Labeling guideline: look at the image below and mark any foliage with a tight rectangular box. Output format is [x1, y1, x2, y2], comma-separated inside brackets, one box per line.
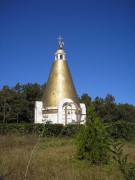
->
[76, 105, 111, 164]
[0, 86, 15, 123]
[80, 93, 92, 112]
[81, 93, 135, 123]
[93, 94, 119, 122]
[117, 103, 135, 122]
[0, 123, 79, 137]
[60, 124, 80, 137]
[111, 142, 135, 180]
[0, 83, 45, 123]
[93, 94, 135, 123]
[0, 121, 135, 140]
[0, 123, 33, 135]
[41, 124, 64, 137]
[0, 84, 135, 123]
[106, 121, 135, 141]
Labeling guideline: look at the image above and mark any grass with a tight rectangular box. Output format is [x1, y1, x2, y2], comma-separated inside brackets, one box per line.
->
[0, 134, 135, 180]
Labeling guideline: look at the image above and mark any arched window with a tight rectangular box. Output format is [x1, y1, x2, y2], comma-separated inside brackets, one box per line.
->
[60, 55, 63, 59]
[55, 55, 58, 60]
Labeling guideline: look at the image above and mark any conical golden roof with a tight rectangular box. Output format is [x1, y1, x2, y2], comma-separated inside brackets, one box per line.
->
[42, 42, 80, 107]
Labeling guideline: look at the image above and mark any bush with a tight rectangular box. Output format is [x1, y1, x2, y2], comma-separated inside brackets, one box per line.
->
[33, 123, 45, 134]
[0, 121, 135, 140]
[42, 124, 64, 137]
[0, 123, 78, 137]
[0, 123, 33, 135]
[60, 124, 80, 137]
[76, 106, 111, 164]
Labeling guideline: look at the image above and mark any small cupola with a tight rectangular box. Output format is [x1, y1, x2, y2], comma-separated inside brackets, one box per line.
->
[55, 35, 66, 61]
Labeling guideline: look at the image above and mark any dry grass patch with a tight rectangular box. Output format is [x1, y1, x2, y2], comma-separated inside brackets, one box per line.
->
[122, 140, 135, 164]
[0, 134, 134, 180]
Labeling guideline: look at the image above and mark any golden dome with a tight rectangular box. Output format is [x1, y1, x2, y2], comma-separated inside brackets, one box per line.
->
[42, 59, 80, 107]
[55, 49, 65, 54]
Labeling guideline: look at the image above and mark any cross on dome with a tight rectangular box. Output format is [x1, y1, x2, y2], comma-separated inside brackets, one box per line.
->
[57, 35, 63, 43]
[57, 35, 64, 49]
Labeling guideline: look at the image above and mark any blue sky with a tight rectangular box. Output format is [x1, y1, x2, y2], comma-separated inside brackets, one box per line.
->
[0, 0, 135, 105]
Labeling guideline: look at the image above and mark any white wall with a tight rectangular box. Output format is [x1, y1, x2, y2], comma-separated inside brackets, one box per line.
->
[34, 100, 86, 125]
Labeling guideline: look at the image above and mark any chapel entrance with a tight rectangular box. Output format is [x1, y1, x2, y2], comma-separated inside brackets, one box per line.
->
[62, 102, 80, 125]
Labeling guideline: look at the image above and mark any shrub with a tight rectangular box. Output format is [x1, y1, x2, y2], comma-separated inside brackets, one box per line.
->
[0, 123, 33, 135]
[60, 124, 80, 137]
[0, 121, 135, 140]
[0, 123, 80, 137]
[33, 123, 45, 134]
[76, 106, 111, 164]
[42, 124, 64, 137]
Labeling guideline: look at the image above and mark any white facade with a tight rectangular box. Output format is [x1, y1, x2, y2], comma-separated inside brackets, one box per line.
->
[34, 99, 86, 125]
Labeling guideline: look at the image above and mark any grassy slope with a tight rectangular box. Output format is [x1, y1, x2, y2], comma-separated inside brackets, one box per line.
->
[0, 135, 135, 180]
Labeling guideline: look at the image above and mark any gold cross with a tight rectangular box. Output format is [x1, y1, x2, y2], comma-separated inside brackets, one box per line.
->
[57, 35, 63, 43]
[57, 35, 64, 49]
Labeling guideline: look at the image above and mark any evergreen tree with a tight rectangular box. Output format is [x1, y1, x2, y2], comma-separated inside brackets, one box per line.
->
[0, 86, 15, 123]
[76, 104, 111, 164]
[80, 93, 92, 114]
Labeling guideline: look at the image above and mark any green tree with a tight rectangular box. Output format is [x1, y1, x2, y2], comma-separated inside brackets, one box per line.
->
[80, 93, 91, 114]
[0, 86, 15, 123]
[117, 104, 135, 122]
[11, 83, 27, 123]
[103, 94, 119, 122]
[93, 94, 119, 122]
[93, 96, 105, 119]
[0, 83, 45, 123]
[76, 104, 110, 164]
[22, 83, 44, 122]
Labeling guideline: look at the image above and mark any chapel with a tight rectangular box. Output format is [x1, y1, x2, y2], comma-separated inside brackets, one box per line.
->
[34, 36, 86, 125]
